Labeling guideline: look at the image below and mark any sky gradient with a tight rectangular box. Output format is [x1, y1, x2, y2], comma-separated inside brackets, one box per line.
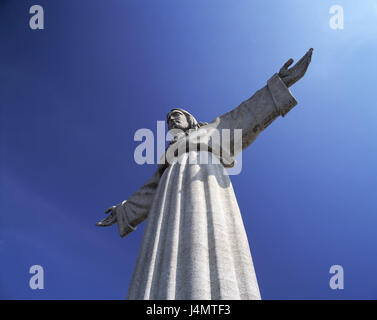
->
[1, 0, 377, 299]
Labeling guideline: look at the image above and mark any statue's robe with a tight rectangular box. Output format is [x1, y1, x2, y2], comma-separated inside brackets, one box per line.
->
[114, 74, 297, 299]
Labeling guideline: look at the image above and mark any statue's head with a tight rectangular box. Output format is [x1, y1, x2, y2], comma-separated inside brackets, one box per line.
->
[166, 108, 198, 132]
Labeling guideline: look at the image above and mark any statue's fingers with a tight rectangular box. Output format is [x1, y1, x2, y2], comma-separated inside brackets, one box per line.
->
[306, 48, 313, 64]
[302, 48, 313, 65]
[298, 50, 313, 71]
[96, 219, 108, 226]
[292, 55, 310, 75]
[105, 206, 116, 214]
[281, 58, 294, 71]
[296, 48, 313, 67]
[96, 214, 116, 226]
[295, 54, 308, 67]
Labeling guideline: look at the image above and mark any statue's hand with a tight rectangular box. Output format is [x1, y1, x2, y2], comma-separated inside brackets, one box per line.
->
[279, 48, 313, 88]
[95, 206, 117, 227]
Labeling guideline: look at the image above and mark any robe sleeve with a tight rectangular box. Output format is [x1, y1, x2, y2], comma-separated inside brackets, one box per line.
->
[203, 73, 298, 161]
[114, 169, 161, 237]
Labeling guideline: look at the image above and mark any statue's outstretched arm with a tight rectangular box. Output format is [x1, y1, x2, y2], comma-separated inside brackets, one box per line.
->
[96, 169, 161, 237]
[204, 49, 313, 158]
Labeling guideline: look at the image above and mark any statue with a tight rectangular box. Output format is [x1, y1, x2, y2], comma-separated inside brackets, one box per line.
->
[96, 49, 314, 300]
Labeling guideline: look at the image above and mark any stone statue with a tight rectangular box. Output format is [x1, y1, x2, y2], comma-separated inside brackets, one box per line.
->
[96, 49, 313, 300]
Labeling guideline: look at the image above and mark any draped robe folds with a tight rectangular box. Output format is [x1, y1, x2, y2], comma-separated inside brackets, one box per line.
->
[113, 74, 298, 300]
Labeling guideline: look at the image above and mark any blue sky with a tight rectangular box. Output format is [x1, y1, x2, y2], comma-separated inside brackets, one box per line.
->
[1, 0, 377, 299]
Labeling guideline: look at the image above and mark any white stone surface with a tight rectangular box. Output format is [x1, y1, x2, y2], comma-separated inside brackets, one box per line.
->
[128, 151, 261, 299]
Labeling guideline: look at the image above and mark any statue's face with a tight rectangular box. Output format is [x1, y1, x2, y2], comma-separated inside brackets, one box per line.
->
[167, 110, 190, 131]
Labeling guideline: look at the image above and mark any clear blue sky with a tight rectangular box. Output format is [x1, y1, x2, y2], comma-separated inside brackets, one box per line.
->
[1, 0, 377, 299]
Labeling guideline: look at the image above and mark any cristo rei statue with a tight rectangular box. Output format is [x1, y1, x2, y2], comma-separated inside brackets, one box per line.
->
[96, 49, 313, 300]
